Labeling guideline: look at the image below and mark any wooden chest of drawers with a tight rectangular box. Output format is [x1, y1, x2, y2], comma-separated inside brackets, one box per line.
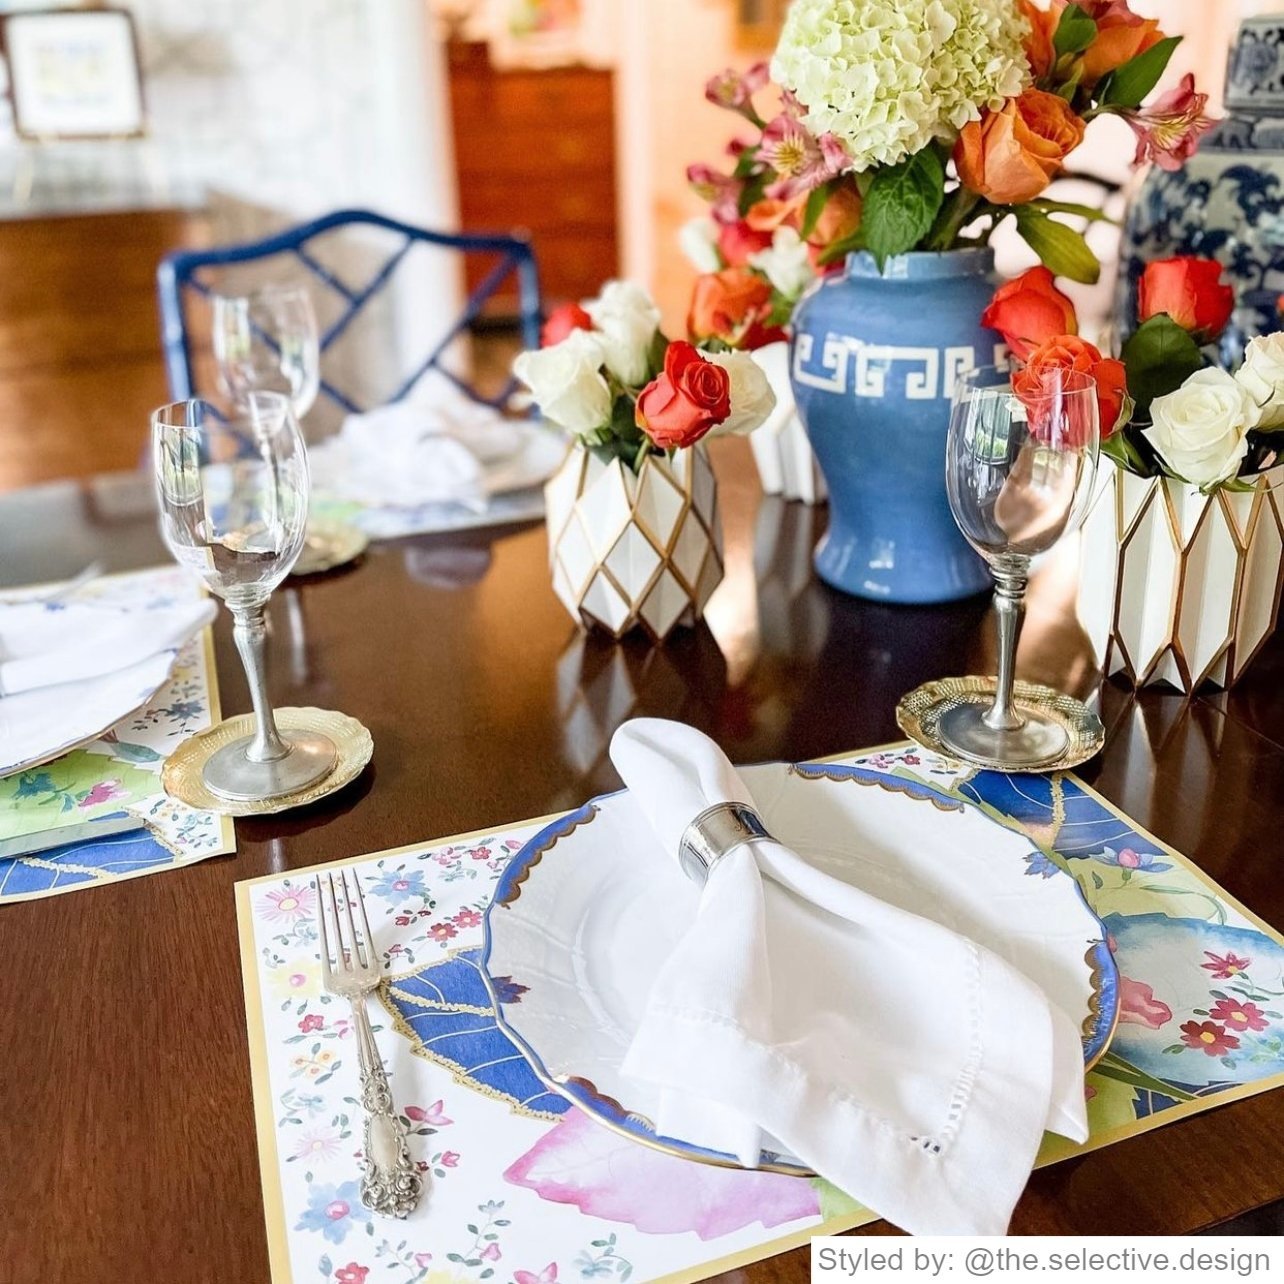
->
[446, 42, 619, 313]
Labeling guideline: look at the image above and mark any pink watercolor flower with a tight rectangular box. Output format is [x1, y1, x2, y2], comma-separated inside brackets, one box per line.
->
[440, 1151, 460, 1168]
[335, 1265, 369, 1284]
[504, 1107, 820, 1240]
[324, 1198, 351, 1221]
[413, 1254, 433, 1270]
[514, 1266, 558, 1284]
[1202, 951, 1251, 980]
[259, 885, 316, 924]
[1209, 997, 1270, 1033]
[1125, 74, 1217, 172]
[468, 847, 492, 862]
[759, 115, 850, 200]
[299, 1013, 324, 1034]
[705, 62, 769, 117]
[1118, 976, 1172, 1029]
[1180, 1019, 1240, 1056]
[480, 1242, 502, 1262]
[78, 780, 126, 808]
[404, 1100, 452, 1126]
[429, 922, 458, 943]
[453, 908, 483, 929]
[332, 1018, 352, 1040]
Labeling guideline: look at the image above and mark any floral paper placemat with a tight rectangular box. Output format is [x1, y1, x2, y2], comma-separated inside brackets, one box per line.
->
[237, 747, 1284, 1284]
[0, 567, 235, 901]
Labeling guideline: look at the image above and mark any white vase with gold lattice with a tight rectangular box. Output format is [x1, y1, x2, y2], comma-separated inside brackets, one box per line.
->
[544, 444, 724, 641]
[1076, 462, 1284, 692]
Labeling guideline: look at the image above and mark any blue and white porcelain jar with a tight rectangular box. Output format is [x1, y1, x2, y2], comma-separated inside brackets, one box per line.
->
[788, 249, 996, 604]
[1119, 15, 1284, 361]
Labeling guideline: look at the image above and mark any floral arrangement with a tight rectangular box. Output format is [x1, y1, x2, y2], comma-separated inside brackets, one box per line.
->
[985, 257, 1284, 489]
[513, 282, 776, 468]
[685, 0, 1213, 294]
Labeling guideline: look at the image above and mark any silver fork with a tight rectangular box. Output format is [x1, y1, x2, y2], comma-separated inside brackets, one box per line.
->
[316, 870, 423, 1217]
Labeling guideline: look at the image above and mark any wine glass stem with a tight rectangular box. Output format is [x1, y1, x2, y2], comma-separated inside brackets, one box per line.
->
[984, 561, 1029, 734]
[231, 603, 290, 763]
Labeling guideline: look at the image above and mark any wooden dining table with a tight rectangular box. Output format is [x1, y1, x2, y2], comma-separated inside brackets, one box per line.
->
[2, 439, 1283, 1283]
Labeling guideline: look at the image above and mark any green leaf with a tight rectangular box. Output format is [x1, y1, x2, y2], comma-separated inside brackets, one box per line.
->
[1097, 36, 1182, 108]
[1053, 3, 1098, 57]
[1014, 209, 1101, 284]
[800, 181, 831, 241]
[1101, 429, 1154, 478]
[1026, 198, 1116, 224]
[817, 225, 866, 266]
[1121, 314, 1203, 409]
[862, 146, 945, 267]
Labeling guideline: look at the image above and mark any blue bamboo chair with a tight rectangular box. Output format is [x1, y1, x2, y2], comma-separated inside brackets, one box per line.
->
[156, 208, 542, 413]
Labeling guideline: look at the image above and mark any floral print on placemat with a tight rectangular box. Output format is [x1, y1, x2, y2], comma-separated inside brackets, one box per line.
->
[240, 752, 1284, 1283]
[0, 567, 231, 900]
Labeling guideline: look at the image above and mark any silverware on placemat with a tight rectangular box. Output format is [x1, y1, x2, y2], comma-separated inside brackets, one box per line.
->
[316, 870, 423, 1217]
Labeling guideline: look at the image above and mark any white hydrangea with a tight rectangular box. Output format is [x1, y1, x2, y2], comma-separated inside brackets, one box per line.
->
[771, 0, 1031, 171]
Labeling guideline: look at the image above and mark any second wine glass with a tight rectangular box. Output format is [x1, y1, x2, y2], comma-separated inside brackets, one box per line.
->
[940, 364, 1100, 768]
[213, 284, 321, 420]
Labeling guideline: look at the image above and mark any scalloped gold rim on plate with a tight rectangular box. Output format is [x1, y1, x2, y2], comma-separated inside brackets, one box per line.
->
[161, 707, 373, 816]
[290, 519, 369, 577]
[896, 676, 1105, 774]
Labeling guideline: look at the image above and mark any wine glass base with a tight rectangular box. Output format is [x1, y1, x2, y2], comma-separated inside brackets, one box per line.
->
[937, 702, 1068, 769]
[202, 731, 339, 802]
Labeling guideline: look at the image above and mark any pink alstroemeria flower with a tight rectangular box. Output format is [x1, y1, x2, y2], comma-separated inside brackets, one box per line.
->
[759, 114, 851, 200]
[1126, 74, 1217, 172]
[687, 163, 744, 223]
[705, 62, 770, 119]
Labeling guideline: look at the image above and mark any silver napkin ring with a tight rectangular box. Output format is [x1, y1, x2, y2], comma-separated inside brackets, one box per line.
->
[678, 802, 771, 884]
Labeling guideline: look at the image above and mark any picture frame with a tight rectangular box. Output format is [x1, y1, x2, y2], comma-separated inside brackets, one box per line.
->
[0, 6, 145, 141]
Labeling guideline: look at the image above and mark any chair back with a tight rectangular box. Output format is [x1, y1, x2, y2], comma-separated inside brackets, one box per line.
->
[157, 208, 541, 415]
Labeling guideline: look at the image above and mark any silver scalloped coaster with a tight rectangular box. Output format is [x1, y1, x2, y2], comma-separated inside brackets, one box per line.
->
[896, 676, 1105, 774]
[162, 707, 373, 816]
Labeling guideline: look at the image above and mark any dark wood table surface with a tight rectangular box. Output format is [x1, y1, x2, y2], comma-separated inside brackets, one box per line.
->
[3, 441, 1284, 1283]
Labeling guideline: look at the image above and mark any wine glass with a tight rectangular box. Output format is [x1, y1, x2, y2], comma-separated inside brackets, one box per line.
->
[213, 285, 321, 419]
[152, 393, 338, 800]
[939, 365, 1101, 768]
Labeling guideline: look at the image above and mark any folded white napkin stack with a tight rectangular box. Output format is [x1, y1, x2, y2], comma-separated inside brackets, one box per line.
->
[311, 391, 525, 510]
[609, 719, 1089, 1236]
[0, 597, 216, 698]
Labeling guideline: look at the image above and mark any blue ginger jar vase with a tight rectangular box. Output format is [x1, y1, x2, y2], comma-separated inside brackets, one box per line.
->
[788, 249, 997, 604]
[1119, 15, 1284, 362]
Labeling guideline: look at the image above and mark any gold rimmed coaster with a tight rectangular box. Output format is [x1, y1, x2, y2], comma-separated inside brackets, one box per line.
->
[162, 707, 373, 816]
[291, 519, 368, 577]
[896, 676, 1105, 774]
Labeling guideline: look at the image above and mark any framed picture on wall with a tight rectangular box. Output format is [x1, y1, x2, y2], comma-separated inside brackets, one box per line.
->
[0, 6, 145, 140]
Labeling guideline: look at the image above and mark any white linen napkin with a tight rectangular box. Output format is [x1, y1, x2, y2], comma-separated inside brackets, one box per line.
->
[610, 719, 1089, 1236]
[0, 596, 216, 698]
[311, 393, 525, 510]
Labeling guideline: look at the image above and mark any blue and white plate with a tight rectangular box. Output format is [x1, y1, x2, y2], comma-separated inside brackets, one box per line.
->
[481, 760, 1119, 1174]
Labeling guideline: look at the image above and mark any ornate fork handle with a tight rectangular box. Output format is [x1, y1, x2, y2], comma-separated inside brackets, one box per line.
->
[350, 996, 423, 1218]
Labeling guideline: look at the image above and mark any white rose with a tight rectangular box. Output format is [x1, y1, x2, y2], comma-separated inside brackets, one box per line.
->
[679, 217, 722, 274]
[1236, 333, 1284, 430]
[748, 226, 813, 301]
[512, 330, 611, 438]
[585, 280, 662, 386]
[705, 349, 777, 437]
[1143, 368, 1254, 488]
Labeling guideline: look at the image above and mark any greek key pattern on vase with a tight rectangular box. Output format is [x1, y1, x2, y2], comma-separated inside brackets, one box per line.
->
[792, 335, 1006, 400]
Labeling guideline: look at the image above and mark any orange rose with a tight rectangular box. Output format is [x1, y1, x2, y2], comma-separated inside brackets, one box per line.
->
[688, 267, 785, 350]
[717, 218, 774, 268]
[808, 186, 863, 259]
[745, 196, 805, 233]
[635, 341, 731, 449]
[1139, 257, 1234, 344]
[1019, 0, 1059, 78]
[954, 89, 1086, 205]
[982, 267, 1079, 361]
[1057, 0, 1165, 86]
[1014, 335, 1129, 441]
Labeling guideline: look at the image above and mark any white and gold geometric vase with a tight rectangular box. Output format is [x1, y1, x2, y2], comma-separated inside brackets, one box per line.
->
[747, 342, 827, 505]
[1076, 462, 1284, 692]
[545, 444, 724, 641]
